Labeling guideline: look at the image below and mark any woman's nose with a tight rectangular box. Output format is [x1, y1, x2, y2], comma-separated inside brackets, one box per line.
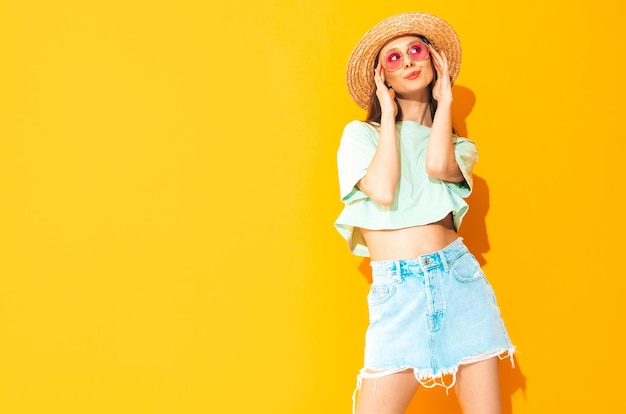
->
[403, 53, 415, 68]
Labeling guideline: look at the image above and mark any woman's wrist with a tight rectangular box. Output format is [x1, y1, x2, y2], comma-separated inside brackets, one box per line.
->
[437, 93, 453, 106]
[436, 94, 453, 106]
[380, 111, 396, 124]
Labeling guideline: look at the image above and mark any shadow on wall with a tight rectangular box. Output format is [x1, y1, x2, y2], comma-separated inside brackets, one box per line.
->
[454, 84, 487, 267]
[459, 175, 489, 266]
[355, 84, 527, 412]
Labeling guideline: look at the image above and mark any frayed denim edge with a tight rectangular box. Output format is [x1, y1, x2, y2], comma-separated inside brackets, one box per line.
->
[352, 347, 515, 414]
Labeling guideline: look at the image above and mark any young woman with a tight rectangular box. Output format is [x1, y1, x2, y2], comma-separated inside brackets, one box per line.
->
[334, 12, 515, 414]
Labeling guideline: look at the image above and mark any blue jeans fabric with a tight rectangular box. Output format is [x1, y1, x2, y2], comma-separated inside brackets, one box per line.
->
[361, 238, 514, 387]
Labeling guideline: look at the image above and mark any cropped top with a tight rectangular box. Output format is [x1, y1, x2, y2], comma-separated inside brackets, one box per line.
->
[334, 120, 478, 257]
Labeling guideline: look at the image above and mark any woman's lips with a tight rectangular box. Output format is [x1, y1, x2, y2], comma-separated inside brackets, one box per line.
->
[405, 71, 421, 80]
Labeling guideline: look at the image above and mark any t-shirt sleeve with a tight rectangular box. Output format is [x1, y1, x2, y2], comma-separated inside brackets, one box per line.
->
[445, 136, 478, 198]
[336, 121, 378, 203]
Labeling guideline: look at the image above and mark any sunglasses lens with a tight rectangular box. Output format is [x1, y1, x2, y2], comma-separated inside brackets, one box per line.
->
[382, 49, 403, 71]
[409, 42, 429, 61]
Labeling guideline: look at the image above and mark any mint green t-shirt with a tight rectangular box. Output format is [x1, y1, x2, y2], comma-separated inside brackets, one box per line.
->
[334, 120, 478, 257]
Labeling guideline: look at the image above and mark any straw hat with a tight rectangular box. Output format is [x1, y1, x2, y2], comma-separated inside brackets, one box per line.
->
[346, 12, 462, 110]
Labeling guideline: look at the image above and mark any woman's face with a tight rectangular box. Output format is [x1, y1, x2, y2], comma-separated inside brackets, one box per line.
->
[378, 35, 434, 97]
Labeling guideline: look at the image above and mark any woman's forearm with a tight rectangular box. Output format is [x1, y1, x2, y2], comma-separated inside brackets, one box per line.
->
[357, 113, 400, 206]
[426, 99, 463, 182]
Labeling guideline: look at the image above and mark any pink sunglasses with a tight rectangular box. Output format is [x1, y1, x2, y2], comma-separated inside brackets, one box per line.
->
[381, 41, 430, 72]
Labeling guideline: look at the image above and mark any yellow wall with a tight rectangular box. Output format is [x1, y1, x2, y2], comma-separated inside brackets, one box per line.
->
[1, 0, 624, 413]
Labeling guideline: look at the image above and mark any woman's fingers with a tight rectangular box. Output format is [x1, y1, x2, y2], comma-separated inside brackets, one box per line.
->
[429, 46, 448, 76]
[374, 62, 387, 91]
[429, 46, 453, 103]
[377, 61, 386, 85]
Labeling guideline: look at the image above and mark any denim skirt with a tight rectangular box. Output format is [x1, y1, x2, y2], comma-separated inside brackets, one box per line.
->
[359, 238, 515, 389]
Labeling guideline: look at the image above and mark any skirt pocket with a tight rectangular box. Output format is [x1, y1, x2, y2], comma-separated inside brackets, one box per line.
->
[367, 279, 397, 323]
[450, 251, 485, 283]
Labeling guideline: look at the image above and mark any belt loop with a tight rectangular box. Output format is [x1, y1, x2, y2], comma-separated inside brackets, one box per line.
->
[438, 251, 449, 272]
[394, 260, 403, 283]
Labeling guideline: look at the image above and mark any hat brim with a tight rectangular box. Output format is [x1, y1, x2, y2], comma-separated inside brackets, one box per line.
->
[346, 12, 462, 110]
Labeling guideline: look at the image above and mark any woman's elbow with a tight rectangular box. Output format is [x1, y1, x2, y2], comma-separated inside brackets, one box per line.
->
[426, 163, 464, 182]
[359, 178, 397, 206]
[425, 160, 460, 180]
[425, 160, 446, 177]
[369, 190, 395, 206]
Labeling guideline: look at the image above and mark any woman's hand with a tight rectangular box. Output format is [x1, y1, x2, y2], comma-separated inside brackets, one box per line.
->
[429, 46, 453, 104]
[374, 61, 397, 118]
